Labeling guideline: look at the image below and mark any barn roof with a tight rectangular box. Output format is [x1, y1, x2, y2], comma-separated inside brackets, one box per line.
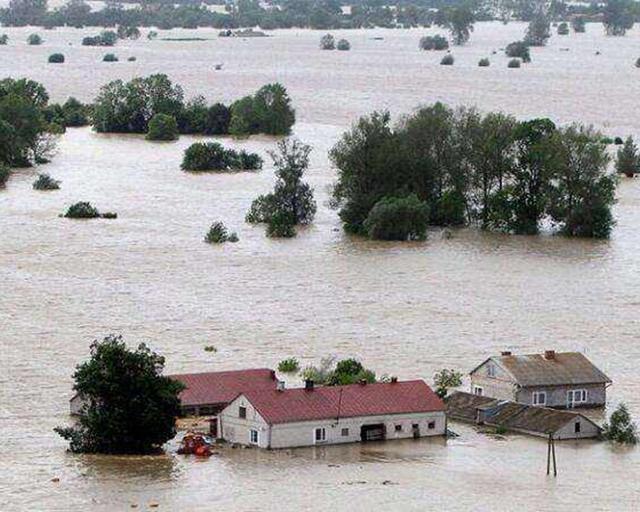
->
[170, 368, 277, 407]
[475, 352, 611, 387]
[238, 380, 445, 425]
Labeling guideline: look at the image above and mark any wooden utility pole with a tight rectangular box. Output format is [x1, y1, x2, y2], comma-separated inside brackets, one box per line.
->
[546, 433, 558, 476]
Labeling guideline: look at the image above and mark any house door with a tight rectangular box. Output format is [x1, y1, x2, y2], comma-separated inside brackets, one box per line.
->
[360, 424, 386, 442]
[209, 418, 218, 437]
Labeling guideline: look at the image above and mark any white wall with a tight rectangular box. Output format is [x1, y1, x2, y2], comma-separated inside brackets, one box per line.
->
[219, 395, 446, 449]
[269, 411, 446, 449]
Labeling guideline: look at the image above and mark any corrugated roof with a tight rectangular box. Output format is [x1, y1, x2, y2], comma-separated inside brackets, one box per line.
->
[493, 352, 611, 387]
[241, 380, 445, 425]
[171, 368, 277, 407]
[445, 392, 601, 435]
[445, 391, 496, 421]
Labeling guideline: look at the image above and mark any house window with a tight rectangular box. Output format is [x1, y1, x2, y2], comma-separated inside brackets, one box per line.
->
[239, 406, 247, 419]
[428, 421, 436, 430]
[395, 425, 402, 432]
[314, 427, 326, 443]
[567, 389, 588, 406]
[249, 429, 259, 444]
[473, 386, 484, 396]
[575, 421, 581, 433]
[341, 428, 349, 437]
[487, 364, 496, 377]
[532, 391, 547, 406]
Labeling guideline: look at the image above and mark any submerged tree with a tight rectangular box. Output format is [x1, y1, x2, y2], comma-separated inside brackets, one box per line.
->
[505, 41, 531, 63]
[363, 194, 429, 241]
[615, 136, 640, 177]
[246, 139, 316, 237]
[433, 368, 462, 398]
[55, 334, 184, 454]
[603, 403, 638, 444]
[525, 11, 551, 46]
[603, 0, 634, 36]
[320, 33, 335, 50]
[444, 6, 474, 45]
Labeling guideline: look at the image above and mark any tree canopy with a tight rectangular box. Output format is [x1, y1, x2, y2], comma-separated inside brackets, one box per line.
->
[55, 334, 184, 454]
[330, 104, 617, 239]
[246, 139, 316, 237]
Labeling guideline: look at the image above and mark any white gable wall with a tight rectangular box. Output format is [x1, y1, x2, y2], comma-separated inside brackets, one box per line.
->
[219, 394, 270, 448]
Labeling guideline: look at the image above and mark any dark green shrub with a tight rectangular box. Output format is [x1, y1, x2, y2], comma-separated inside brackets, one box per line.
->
[82, 30, 117, 47]
[557, 22, 569, 35]
[48, 53, 65, 63]
[337, 39, 351, 51]
[204, 221, 238, 243]
[603, 403, 638, 444]
[103, 53, 118, 62]
[363, 195, 429, 240]
[478, 58, 490, 67]
[508, 58, 521, 68]
[205, 103, 231, 134]
[62, 97, 90, 127]
[0, 165, 9, 186]
[27, 34, 42, 45]
[0, 35, 8, 45]
[616, 136, 640, 177]
[440, 54, 454, 65]
[147, 31, 158, 40]
[505, 41, 531, 63]
[33, 173, 60, 190]
[615, 137, 624, 145]
[419, 34, 449, 50]
[64, 202, 100, 218]
[278, 358, 300, 373]
[181, 142, 262, 172]
[127, 56, 137, 62]
[266, 210, 296, 238]
[320, 33, 335, 50]
[146, 113, 178, 141]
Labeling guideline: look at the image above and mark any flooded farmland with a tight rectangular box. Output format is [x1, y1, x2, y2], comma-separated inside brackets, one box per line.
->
[1, 22, 640, 511]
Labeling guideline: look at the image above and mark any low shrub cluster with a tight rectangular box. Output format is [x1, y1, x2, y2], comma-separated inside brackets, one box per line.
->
[48, 53, 64, 64]
[182, 142, 262, 172]
[419, 35, 449, 50]
[204, 221, 239, 243]
[82, 31, 117, 47]
[33, 173, 60, 190]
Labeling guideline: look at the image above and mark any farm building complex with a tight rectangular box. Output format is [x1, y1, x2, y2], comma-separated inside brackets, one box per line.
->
[469, 350, 611, 409]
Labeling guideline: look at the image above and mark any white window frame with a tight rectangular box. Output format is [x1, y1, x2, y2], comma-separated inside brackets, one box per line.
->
[532, 391, 547, 406]
[473, 386, 484, 396]
[487, 364, 496, 377]
[567, 389, 587, 407]
[314, 427, 327, 444]
[249, 429, 259, 445]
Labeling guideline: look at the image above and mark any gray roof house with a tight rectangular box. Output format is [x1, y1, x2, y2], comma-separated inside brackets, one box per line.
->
[469, 350, 611, 409]
[446, 391, 602, 439]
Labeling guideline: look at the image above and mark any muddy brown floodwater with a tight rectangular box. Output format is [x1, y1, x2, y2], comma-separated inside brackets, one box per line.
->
[1, 22, 640, 512]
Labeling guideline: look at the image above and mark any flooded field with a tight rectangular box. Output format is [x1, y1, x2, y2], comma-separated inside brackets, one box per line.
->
[1, 22, 640, 511]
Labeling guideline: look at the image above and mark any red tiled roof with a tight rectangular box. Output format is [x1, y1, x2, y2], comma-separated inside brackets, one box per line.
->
[171, 368, 277, 407]
[241, 380, 444, 424]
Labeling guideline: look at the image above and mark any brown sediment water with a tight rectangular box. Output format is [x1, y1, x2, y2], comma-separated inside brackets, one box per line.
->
[1, 23, 639, 512]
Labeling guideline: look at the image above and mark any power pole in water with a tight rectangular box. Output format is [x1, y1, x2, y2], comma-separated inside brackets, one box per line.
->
[546, 433, 558, 476]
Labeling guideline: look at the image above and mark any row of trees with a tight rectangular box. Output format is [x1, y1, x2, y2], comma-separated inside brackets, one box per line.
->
[330, 104, 619, 241]
[2, 0, 638, 31]
[92, 75, 295, 138]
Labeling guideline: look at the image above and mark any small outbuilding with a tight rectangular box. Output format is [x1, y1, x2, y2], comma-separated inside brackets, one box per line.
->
[218, 379, 446, 449]
[446, 391, 602, 439]
[469, 350, 611, 408]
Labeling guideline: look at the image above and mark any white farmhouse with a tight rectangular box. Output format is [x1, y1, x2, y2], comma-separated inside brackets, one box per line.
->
[218, 379, 446, 449]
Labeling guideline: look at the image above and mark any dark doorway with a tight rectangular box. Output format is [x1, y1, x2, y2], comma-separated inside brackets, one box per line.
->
[360, 424, 386, 442]
[209, 418, 218, 438]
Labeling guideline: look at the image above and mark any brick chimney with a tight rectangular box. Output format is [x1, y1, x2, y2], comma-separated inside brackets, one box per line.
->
[544, 350, 556, 360]
[501, 351, 512, 356]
